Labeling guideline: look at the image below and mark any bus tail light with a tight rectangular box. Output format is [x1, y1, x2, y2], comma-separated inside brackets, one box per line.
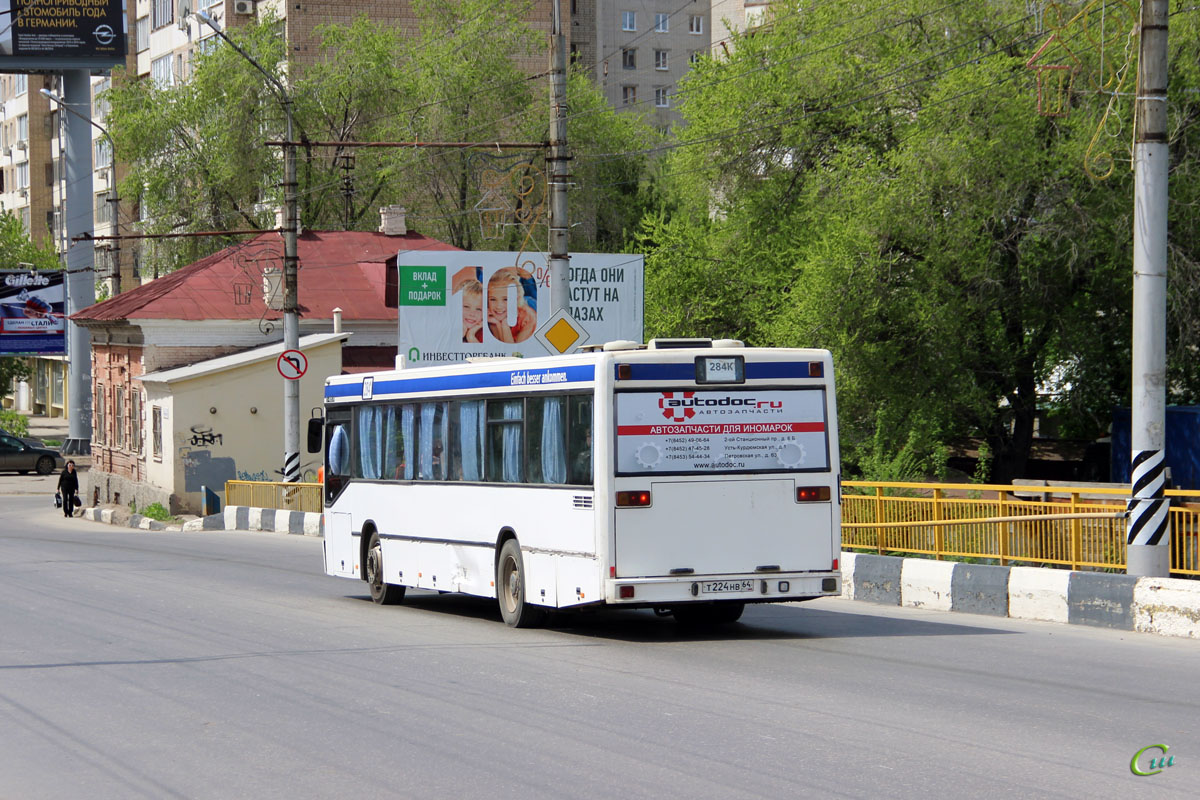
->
[808, 361, 824, 378]
[619, 585, 635, 599]
[832, 558, 839, 571]
[617, 490, 652, 507]
[796, 486, 831, 502]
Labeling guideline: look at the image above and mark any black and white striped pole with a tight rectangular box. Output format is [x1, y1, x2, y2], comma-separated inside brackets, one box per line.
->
[1128, 0, 1170, 577]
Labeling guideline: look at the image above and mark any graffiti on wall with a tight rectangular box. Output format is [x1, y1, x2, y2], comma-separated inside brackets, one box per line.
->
[189, 425, 223, 446]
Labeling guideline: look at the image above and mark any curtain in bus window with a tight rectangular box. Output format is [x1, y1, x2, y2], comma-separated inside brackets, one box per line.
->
[438, 404, 449, 479]
[540, 396, 566, 484]
[502, 400, 522, 482]
[382, 406, 399, 479]
[458, 401, 483, 481]
[419, 403, 445, 480]
[401, 404, 415, 480]
[328, 424, 350, 477]
[357, 405, 382, 479]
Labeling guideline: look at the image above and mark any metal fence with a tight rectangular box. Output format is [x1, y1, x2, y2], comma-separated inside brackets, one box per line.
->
[842, 480, 1200, 576]
[225, 480, 323, 514]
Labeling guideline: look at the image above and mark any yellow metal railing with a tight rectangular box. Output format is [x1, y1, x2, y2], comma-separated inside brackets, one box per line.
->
[225, 480, 323, 514]
[842, 481, 1200, 576]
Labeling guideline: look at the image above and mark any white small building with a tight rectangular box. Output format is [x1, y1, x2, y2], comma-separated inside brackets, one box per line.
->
[128, 332, 346, 513]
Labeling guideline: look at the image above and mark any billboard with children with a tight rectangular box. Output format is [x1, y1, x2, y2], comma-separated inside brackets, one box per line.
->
[396, 251, 643, 364]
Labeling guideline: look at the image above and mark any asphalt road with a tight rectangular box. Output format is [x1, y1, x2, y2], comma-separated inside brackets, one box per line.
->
[0, 494, 1195, 799]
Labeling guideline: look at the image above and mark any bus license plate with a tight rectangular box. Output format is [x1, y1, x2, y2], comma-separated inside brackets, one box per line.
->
[701, 579, 754, 594]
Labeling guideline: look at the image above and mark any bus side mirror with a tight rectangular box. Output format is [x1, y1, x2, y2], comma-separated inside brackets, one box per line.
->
[306, 418, 324, 453]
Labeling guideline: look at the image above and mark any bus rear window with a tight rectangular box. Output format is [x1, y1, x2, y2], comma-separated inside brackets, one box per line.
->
[615, 388, 829, 475]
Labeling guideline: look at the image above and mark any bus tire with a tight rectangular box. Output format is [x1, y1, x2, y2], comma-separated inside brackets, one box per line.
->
[673, 601, 745, 627]
[496, 539, 546, 628]
[366, 532, 404, 605]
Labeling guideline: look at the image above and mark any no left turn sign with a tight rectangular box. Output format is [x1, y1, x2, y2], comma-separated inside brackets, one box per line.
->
[278, 350, 308, 380]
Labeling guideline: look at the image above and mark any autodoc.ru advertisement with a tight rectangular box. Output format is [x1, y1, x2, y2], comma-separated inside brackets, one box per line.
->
[615, 388, 829, 474]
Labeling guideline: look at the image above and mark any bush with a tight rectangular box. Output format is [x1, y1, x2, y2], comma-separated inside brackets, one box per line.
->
[0, 408, 29, 437]
[140, 502, 172, 522]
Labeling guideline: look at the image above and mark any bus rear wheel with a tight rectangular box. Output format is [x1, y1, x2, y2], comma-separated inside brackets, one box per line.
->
[366, 532, 404, 605]
[673, 601, 745, 627]
[496, 539, 546, 628]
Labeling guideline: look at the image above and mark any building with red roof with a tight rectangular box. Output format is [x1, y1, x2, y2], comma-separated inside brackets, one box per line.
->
[71, 215, 457, 513]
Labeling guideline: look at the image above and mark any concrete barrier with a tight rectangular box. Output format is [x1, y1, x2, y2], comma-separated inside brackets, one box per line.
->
[1067, 572, 1137, 630]
[1008, 566, 1071, 624]
[1133, 577, 1200, 639]
[950, 563, 1010, 617]
[849, 553, 903, 605]
[901, 558, 955, 611]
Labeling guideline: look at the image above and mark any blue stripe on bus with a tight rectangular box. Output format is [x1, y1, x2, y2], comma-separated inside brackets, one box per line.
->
[326, 364, 596, 399]
[617, 362, 814, 381]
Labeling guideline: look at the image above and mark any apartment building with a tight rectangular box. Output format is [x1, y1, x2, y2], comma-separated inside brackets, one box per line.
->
[711, 0, 775, 56]
[572, 0, 712, 130]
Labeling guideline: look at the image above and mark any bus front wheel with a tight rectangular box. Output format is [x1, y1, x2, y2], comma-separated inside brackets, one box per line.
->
[496, 539, 546, 628]
[673, 601, 745, 627]
[366, 532, 404, 605]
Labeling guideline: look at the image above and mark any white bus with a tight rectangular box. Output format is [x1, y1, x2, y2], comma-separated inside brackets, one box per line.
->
[312, 339, 841, 627]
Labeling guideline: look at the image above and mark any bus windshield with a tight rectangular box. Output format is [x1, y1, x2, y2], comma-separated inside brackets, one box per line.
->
[615, 387, 828, 475]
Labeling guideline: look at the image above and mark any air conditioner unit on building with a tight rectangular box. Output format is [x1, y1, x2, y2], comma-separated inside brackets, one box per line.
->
[16, 140, 27, 151]
[97, 168, 110, 183]
[233, 0, 255, 15]
[3, 148, 10, 158]
[18, 188, 28, 199]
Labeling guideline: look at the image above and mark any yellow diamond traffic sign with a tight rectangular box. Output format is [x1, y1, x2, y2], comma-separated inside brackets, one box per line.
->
[535, 308, 590, 354]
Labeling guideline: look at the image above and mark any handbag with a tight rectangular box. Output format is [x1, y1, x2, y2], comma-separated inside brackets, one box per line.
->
[54, 491, 62, 508]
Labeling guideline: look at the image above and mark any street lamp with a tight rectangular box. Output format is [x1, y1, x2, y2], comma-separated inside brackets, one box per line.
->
[41, 88, 122, 295]
[197, 10, 303, 484]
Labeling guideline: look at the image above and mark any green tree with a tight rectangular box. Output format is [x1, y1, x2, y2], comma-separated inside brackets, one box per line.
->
[0, 210, 61, 393]
[105, 3, 657, 271]
[644, 0, 1200, 482]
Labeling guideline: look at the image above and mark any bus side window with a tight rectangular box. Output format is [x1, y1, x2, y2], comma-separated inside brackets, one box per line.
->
[418, 402, 448, 480]
[487, 399, 524, 482]
[527, 396, 567, 484]
[453, 400, 485, 481]
[325, 416, 351, 502]
[328, 423, 350, 477]
[568, 396, 593, 485]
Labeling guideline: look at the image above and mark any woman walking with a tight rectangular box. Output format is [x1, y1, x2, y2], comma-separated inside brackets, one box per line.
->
[57, 460, 79, 518]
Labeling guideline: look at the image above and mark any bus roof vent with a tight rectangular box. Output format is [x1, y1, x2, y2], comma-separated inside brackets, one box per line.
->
[647, 338, 713, 350]
[712, 339, 745, 348]
[601, 340, 643, 352]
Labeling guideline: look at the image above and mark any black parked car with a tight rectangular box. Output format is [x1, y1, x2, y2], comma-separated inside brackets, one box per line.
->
[0, 426, 47, 448]
[0, 431, 65, 475]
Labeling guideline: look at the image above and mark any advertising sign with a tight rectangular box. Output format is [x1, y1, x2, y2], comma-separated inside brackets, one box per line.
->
[0, 0, 127, 71]
[615, 388, 829, 475]
[0, 269, 66, 355]
[397, 251, 643, 364]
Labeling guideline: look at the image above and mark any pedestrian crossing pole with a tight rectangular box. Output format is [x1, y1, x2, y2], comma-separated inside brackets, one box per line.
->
[1127, 0, 1170, 577]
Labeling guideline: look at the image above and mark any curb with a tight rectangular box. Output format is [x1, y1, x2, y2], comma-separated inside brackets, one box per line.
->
[181, 506, 323, 536]
[840, 552, 1200, 639]
[80, 507, 181, 531]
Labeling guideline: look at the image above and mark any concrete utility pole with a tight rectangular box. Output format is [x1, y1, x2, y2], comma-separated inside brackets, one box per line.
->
[61, 70, 94, 456]
[1128, 0, 1170, 577]
[198, 10, 301, 483]
[548, 0, 570, 315]
[42, 88, 121, 295]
